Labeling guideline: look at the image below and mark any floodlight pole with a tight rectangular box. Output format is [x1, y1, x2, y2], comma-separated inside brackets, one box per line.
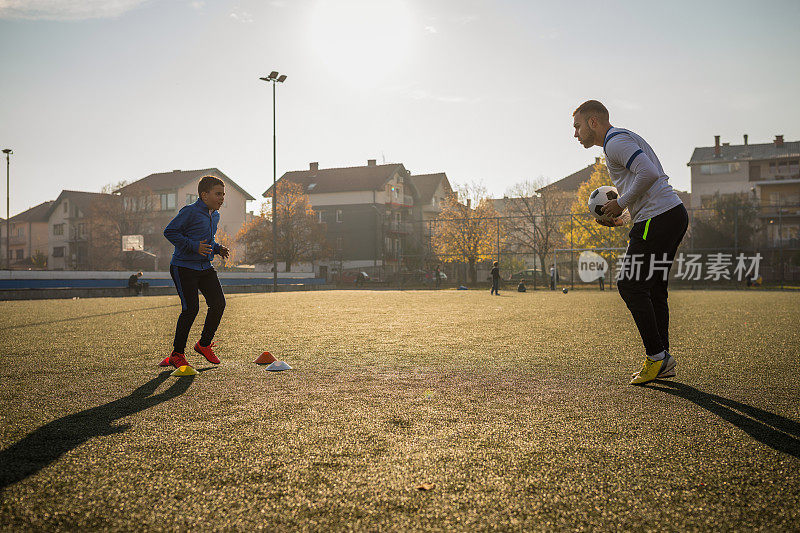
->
[2, 149, 11, 270]
[272, 80, 277, 292]
[260, 72, 286, 292]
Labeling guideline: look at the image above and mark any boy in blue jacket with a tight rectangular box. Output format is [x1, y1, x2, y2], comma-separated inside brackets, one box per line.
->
[159, 175, 229, 369]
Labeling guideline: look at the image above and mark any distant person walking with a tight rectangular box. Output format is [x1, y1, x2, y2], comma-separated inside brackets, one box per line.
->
[434, 265, 442, 290]
[490, 261, 500, 295]
[549, 265, 559, 291]
[573, 99, 687, 385]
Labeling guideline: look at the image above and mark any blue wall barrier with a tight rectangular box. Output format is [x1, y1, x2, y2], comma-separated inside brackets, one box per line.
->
[0, 276, 326, 290]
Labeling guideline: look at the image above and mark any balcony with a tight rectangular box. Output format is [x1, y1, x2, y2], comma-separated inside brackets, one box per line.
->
[383, 221, 412, 234]
[385, 195, 414, 208]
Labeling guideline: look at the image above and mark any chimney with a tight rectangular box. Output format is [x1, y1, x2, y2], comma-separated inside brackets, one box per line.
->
[309, 162, 319, 171]
[774, 135, 784, 148]
[743, 134, 748, 145]
[367, 159, 376, 167]
[714, 135, 721, 157]
[466, 199, 471, 209]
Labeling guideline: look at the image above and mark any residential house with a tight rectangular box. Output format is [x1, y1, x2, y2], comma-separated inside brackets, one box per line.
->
[0, 201, 54, 268]
[407, 172, 453, 265]
[47, 191, 114, 270]
[688, 135, 799, 245]
[264, 160, 421, 277]
[115, 168, 255, 268]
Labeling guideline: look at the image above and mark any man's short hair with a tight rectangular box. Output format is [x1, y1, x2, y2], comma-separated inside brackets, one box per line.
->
[198, 175, 225, 196]
[573, 100, 609, 121]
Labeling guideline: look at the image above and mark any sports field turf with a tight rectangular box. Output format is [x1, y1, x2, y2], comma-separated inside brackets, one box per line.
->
[1, 290, 799, 531]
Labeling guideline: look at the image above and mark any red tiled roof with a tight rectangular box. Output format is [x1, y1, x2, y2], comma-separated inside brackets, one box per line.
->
[116, 168, 255, 200]
[537, 160, 600, 194]
[408, 173, 452, 203]
[263, 163, 407, 196]
[9, 201, 55, 222]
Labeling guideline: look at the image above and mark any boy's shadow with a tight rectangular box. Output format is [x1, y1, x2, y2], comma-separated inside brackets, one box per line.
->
[0, 371, 199, 490]
[646, 380, 800, 458]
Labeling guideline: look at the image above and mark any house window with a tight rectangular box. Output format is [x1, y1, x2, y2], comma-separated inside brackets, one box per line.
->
[53, 246, 64, 257]
[78, 223, 87, 237]
[63, 202, 68, 213]
[186, 194, 198, 205]
[317, 211, 324, 223]
[161, 193, 176, 211]
[336, 209, 343, 223]
[17, 226, 24, 237]
[15, 249, 23, 260]
[53, 223, 64, 236]
[336, 236, 344, 250]
[700, 163, 740, 175]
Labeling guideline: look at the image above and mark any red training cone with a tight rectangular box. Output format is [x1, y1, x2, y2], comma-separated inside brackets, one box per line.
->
[254, 351, 277, 365]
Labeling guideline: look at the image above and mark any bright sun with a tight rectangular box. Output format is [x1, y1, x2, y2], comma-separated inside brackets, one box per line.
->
[309, 0, 416, 89]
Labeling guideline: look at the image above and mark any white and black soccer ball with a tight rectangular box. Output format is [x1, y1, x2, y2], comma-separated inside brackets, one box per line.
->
[588, 185, 619, 219]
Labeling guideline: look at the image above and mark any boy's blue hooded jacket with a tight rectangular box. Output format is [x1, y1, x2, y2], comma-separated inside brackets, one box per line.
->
[163, 198, 221, 270]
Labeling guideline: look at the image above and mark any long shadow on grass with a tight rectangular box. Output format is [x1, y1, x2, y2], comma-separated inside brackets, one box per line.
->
[0, 371, 196, 490]
[1, 294, 253, 332]
[647, 381, 800, 458]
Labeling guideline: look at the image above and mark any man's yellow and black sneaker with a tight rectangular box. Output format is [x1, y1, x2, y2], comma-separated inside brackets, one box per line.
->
[630, 352, 676, 385]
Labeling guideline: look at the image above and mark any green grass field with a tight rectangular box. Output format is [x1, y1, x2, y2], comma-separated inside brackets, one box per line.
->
[1, 290, 799, 531]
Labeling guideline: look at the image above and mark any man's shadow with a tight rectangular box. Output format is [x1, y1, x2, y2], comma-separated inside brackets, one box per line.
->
[646, 381, 800, 458]
[0, 371, 200, 490]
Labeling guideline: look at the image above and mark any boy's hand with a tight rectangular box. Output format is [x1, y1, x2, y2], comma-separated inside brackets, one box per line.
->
[595, 217, 625, 227]
[198, 240, 213, 255]
[218, 245, 230, 259]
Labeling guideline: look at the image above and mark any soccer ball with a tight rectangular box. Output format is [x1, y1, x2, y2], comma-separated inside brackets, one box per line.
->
[562, 287, 569, 294]
[588, 185, 619, 219]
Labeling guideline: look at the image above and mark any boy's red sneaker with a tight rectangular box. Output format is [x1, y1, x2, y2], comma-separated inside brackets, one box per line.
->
[162, 351, 190, 369]
[194, 342, 220, 364]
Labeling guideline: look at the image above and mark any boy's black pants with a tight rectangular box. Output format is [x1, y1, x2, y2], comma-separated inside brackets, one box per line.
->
[616, 204, 688, 357]
[170, 265, 226, 354]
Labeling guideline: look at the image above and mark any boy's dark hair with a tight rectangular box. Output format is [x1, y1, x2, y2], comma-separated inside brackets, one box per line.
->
[198, 175, 225, 196]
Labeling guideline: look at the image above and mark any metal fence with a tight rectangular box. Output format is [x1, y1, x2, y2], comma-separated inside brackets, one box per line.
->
[406, 204, 800, 290]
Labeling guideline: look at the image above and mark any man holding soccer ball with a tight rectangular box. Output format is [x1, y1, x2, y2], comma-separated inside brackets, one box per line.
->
[572, 100, 688, 385]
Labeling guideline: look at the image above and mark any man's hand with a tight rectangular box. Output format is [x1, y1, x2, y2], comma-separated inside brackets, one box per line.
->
[198, 240, 213, 255]
[218, 245, 230, 259]
[601, 198, 624, 217]
[595, 217, 625, 227]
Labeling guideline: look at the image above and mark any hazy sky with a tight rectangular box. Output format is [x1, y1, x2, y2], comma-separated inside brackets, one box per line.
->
[1, 0, 799, 216]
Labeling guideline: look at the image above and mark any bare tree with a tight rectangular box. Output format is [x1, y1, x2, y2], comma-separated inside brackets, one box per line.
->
[87, 181, 154, 270]
[503, 178, 572, 279]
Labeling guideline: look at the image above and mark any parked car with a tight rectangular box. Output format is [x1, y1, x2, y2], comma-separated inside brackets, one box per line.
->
[508, 268, 541, 281]
[340, 270, 370, 283]
[423, 270, 447, 282]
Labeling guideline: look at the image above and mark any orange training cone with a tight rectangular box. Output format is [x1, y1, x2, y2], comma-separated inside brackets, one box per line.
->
[254, 351, 277, 365]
